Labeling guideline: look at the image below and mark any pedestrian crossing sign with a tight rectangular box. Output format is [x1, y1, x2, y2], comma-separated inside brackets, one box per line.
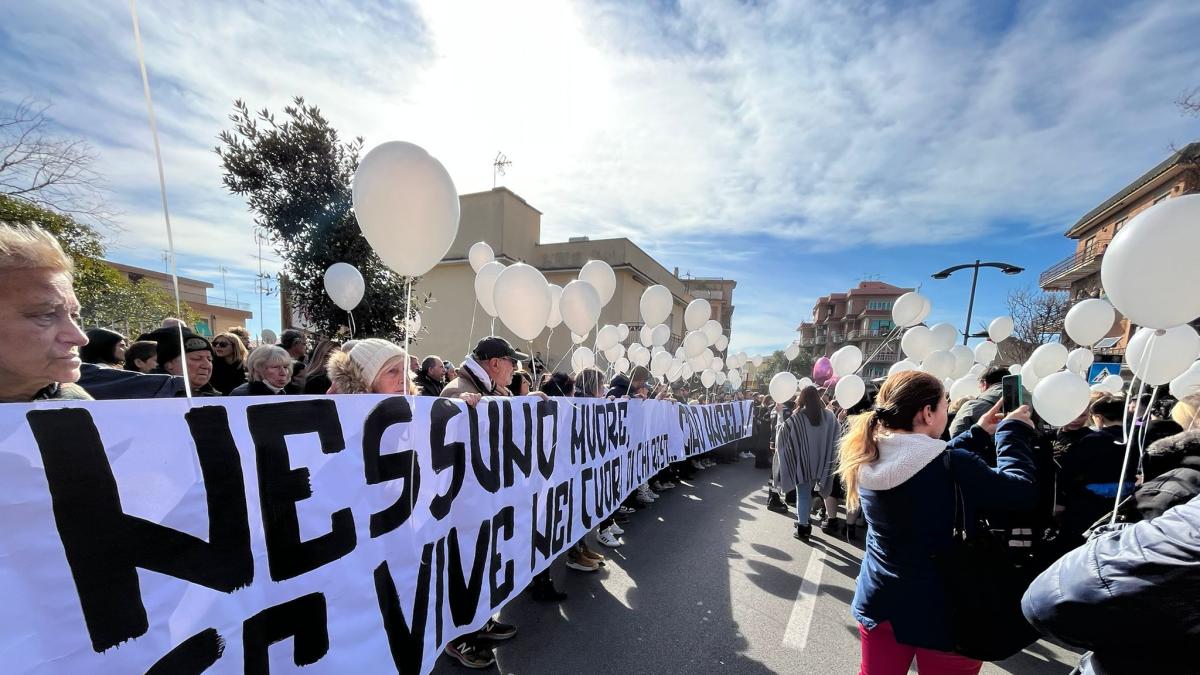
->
[1088, 363, 1120, 384]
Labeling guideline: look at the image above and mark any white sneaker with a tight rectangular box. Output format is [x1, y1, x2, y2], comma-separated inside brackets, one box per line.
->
[691, 459, 704, 470]
[646, 487, 661, 498]
[597, 530, 623, 547]
[636, 492, 655, 504]
[657, 481, 677, 490]
[605, 522, 625, 536]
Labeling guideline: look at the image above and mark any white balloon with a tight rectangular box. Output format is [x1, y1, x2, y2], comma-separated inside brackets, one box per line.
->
[579, 260, 616, 307]
[571, 332, 588, 345]
[1102, 374, 1125, 395]
[560, 280, 602, 336]
[596, 325, 621, 350]
[892, 292, 927, 328]
[680, 364, 693, 380]
[1021, 361, 1041, 391]
[922, 350, 955, 380]
[640, 285, 673, 327]
[728, 367, 741, 382]
[710, 356, 724, 372]
[1064, 299, 1116, 347]
[650, 350, 673, 377]
[797, 377, 814, 390]
[1033, 371, 1092, 427]
[571, 347, 595, 372]
[682, 331, 708, 358]
[751, 355, 764, 368]
[988, 316, 1014, 342]
[769, 371, 799, 403]
[901, 326, 936, 362]
[835, 374, 866, 408]
[1102, 194, 1200, 330]
[651, 323, 671, 347]
[701, 320, 723, 345]
[474, 261, 505, 317]
[468, 242, 494, 273]
[615, 357, 630, 373]
[969, 363, 986, 377]
[617, 323, 630, 341]
[1008, 363, 1022, 375]
[714, 371, 727, 386]
[1031, 342, 1069, 377]
[261, 329, 277, 345]
[916, 296, 933, 324]
[1126, 325, 1200, 386]
[728, 369, 742, 388]
[949, 375, 978, 402]
[603, 345, 622, 363]
[353, 141, 459, 276]
[493, 263, 551, 341]
[1066, 348, 1094, 375]
[973, 340, 998, 365]
[929, 323, 958, 352]
[784, 343, 800, 361]
[684, 299, 712, 332]
[830, 345, 863, 377]
[546, 284, 564, 328]
[631, 345, 651, 367]
[1170, 361, 1200, 399]
[889, 359, 918, 377]
[638, 324, 655, 348]
[701, 369, 717, 388]
[688, 355, 709, 372]
[405, 312, 422, 335]
[323, 263, 365, 311]
[715, 334, 730, 351]
[949, 345, 974, 378]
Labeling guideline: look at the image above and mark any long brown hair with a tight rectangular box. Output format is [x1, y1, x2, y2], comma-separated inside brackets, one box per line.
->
[301, 340, 341, 380]
[838, 370, 945, 510]
[800, 385, 823, 425]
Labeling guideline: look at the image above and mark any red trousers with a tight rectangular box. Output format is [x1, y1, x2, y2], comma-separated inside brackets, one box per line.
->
[858, 621, 982, 675]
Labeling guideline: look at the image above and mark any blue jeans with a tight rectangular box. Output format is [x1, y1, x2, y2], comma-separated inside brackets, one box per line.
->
[794, 487, 814, 527]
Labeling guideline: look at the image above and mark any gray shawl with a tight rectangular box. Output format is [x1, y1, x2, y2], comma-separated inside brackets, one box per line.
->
[776, 407, 841, 496]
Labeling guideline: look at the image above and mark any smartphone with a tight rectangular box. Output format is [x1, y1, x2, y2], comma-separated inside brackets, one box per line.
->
[1001, 374, 1023, 413]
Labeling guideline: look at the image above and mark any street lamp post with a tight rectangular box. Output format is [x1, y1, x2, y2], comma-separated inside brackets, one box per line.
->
[931, 260, 1024, 344]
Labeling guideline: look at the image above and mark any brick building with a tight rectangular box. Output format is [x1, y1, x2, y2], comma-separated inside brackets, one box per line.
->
[796, 281, 914, 379]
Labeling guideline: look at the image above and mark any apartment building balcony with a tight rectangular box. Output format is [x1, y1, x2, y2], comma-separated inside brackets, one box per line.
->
[814, 335, 827, 345]
[848, 328, 893, 340]
[799, 337, 816, 347]
[1040, 245, 1104, 290]
[830, 333, 846, 343]
[866, 351, 900, 363]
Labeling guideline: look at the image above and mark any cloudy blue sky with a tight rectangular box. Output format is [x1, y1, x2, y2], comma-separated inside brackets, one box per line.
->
[2, 0, 1198, 354]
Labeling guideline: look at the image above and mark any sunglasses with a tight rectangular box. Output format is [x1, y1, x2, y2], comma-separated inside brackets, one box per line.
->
[213, 341, 231, 347]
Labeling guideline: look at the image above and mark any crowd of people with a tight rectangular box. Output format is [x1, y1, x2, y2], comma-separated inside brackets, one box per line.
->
[3, 221, 1197, 673]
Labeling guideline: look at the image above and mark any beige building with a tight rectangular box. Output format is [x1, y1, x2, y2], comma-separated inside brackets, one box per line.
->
[795, 281, 914, 380]
[1039, 142, 1200, 362]
[107, 261, 253, 338]
[414, 187, 737, 369]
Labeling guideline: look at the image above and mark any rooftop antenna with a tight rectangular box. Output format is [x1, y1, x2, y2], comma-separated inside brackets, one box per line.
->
[251, 230, 278, 340]
[219, 265, 229, 305]
[493, 151, 511, 188]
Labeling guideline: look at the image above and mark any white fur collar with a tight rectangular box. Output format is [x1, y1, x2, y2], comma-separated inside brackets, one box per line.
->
[857, 432, 946, 491]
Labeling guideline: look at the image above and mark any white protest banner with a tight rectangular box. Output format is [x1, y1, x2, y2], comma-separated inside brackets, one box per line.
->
[0, 395, 750, 674]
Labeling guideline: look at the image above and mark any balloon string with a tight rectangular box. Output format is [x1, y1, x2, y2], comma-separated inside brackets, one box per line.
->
[1111, 336, 1155, 525]
[129, 0, 191, 400]
[467, 300, 477, 355]
[853, 324, 906, 377]
[490, 317, 496, 336]
[347, 310, 355, 339]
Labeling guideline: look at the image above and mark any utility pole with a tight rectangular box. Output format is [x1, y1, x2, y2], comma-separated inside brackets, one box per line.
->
[219, 266, 229, 305]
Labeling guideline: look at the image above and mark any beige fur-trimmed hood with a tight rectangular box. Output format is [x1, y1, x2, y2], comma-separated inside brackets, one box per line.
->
[326, 350, 373, 394]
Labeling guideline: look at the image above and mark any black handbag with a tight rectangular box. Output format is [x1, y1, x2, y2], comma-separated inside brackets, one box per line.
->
[934, 453, 1040, 661]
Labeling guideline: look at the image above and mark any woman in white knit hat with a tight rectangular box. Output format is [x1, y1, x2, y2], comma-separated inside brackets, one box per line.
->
[326, 338, 417, 395]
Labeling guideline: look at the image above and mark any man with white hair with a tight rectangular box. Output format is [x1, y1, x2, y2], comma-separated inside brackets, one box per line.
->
[0, 223, 91, 401]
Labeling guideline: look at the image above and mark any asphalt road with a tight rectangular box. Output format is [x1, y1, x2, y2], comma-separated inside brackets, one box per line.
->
[433, 458, 1082, 675]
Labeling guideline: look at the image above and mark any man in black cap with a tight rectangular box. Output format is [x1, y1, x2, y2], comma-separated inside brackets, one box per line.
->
[442, 336, 528, 398]
[151, 329, 220, 395]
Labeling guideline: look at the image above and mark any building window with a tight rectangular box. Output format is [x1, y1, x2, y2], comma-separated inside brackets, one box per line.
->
[869, 318, 894, 331]
[1112, 218, 1127, 237]
[1083, 236, 1096, 257]
[867, 300, 892, 311]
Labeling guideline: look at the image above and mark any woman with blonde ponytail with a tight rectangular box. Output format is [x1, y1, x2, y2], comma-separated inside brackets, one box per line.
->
[839, 370, 1038, 674]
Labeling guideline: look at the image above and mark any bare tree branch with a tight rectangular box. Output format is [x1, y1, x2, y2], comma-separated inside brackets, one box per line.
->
[1002, 285, 1072, 363]
[0, 96, 115, 226]
[1177, 86, 1200, 117]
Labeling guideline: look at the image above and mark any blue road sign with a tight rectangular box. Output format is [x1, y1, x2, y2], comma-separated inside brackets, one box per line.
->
[1088, 362, 1121, 384]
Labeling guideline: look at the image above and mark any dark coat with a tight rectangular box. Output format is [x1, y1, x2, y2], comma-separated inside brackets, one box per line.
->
[1124, 430, 1200, 522]
[1057, 425, 1139, 543]
[605, 374, 631, 399]
[229, 380, 288, 396]
[948, 383, 1002, 438]
[415, 372, 445, 397]
[77, 363, 186, 400]
[852, 422, 1037, 652]
[209, 358, 247, 395]
[1022, 494, 1200, 674]
[302, 370, 332, 395]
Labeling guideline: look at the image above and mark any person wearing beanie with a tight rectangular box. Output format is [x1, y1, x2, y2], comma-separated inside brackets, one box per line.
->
[326, 338, 416, 395]
[150, 329, 219, 396]
[80, 328, 128, 367]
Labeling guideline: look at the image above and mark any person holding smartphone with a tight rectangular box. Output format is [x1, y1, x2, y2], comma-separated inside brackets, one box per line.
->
[838, 370, 1038, 673]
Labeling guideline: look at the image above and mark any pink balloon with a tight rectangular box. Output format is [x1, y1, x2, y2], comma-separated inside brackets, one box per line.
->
[824, 375, 840, 388]
[813, 357, 833, 383]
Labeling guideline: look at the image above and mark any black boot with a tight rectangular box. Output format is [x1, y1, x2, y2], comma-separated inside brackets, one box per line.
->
[845, 524, 858, 541]
[767, 492, 789, 512]
[793, 523, 812, 542]
[530, 573, 567, 602]
[820, 517, 840, 536]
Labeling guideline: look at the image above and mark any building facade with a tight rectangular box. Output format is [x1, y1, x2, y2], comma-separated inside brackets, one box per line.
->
[413, 188, 737, 368]
[1040, 142, 1200, 363]
[107, 261, 253, 337]
[795, 281, 914, 380]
